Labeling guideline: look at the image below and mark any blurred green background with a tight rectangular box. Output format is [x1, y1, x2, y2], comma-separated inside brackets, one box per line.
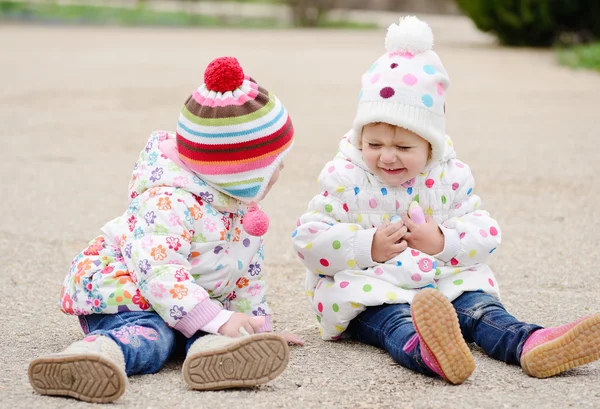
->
[1, 0, 599, 71]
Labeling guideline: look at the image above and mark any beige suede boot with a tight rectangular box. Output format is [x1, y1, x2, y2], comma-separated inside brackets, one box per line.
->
[183, 332, 289, 390]
[28, 335, 127, 403]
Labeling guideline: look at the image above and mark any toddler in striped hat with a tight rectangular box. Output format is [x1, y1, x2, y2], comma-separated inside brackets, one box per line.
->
[29, 57, 301, 403]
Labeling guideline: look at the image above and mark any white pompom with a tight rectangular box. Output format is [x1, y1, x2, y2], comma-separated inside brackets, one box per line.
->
[384, 15, 434, 53]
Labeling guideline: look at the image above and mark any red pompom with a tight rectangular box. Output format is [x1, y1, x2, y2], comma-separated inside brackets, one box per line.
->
[204, 57, 245, 93]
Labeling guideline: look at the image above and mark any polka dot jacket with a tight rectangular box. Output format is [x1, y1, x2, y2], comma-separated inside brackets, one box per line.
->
[292, 131, 501, 340]
[59, 131, 271, 335]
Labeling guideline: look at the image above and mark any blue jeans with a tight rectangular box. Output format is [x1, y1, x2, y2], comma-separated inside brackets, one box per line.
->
[347, 291, 543, 377]
[79, 312, 206, 376]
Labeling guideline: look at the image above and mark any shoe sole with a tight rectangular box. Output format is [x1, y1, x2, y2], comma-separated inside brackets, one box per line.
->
[28, 353, 126, 403]
[521, 314, 600, 378]
[183, 333, 289, 390]
[412, 289, 475, 384]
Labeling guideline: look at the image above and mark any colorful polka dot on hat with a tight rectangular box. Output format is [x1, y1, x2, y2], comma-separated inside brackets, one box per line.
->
[352, 16, 450, 167]
[176, 56, 294, 204]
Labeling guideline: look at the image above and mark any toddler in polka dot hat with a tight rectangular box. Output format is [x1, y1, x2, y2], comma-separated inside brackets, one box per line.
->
[292, 16, 600, 385]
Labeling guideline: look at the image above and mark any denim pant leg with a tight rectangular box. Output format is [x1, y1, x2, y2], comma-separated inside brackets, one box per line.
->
[80, 311, 176, 376]
[171, 329, 209, 358]
[452, 291, 543, 365]
[348, 303, 437, 377]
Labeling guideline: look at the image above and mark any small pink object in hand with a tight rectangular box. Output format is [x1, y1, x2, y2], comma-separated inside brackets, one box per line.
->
[408, 201, 426, 225]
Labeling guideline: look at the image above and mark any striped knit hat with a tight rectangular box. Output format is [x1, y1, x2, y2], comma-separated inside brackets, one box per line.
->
[176, 56, 294, 203]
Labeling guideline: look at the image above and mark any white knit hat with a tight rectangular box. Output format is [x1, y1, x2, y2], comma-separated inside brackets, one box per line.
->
[352, 16, 450, 166]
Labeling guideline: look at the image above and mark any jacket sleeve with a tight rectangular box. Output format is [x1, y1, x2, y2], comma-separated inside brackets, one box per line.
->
[125, 191, 233, 337]
[435, 159, 502, 267]
[293, 189, 376, 273]
[227, 245, 273, 332]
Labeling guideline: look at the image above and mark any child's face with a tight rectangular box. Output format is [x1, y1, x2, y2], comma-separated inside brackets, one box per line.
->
[261, 162, 285, 199]
[361, 123, 430, 187]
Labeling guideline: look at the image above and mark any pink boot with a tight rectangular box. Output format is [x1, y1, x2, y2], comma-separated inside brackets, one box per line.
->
[520, 314, 600, 378]
[409, 289, 475, 384]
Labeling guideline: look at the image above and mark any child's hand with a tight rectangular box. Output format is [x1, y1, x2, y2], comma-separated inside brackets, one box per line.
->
[279, 330, 305, 346]
[218, 313, 264, 337]
[371, 221, 408, 263]
[401, 213, 444, 256]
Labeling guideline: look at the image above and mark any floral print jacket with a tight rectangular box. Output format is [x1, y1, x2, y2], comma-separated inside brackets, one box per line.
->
[293, 131, 502, 340]
[59, 131, 270, 334]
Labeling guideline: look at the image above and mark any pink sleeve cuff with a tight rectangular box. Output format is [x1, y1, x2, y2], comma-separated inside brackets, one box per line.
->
[173, 298, 222, 338]
[200, 310, 235, 334]
[257, 315, 272, 333]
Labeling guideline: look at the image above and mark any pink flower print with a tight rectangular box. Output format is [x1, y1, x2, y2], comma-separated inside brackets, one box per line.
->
[111, 325, 158, 348]
[173, 176, 189, 188]
[61, 293, 74, 314]
[85, 280, 94, 293]
[150, 282, 167, 298]
[221, 215, 231, 231]
[83, 236, 105, 256]
[87, 293, 107, 313]
[100, 265, 114, 275]
[174, 268, 189, 282]
[132, 290, 151, 310]
[169, 213, 181, 227]
[170, 284, 188, 300]
[204, 219, 216, 232]
[166, 236, 182, 251]
[127, 215, 137, 232]
[141, 236, 154, 248]
[191, 287, 208, 302]
[247, 283, 262, 297]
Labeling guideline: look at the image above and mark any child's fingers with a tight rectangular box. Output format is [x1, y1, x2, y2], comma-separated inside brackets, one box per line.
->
[280, 331, 305, 346]
[383, 222, 398, 236]
[401, 213, 417, 230]
[391, 240, 408, 255]
[243, 323, 255, 335]
[250, 316, 266, 331]
[390, 225, 408, 242]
